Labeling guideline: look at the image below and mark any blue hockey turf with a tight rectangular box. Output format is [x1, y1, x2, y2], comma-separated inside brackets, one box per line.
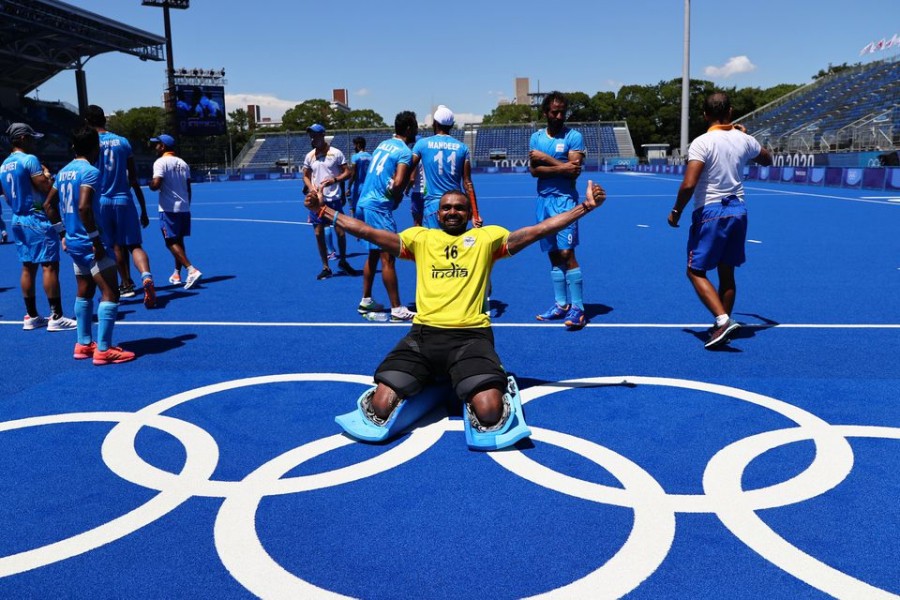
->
[0, 172, 898, 599]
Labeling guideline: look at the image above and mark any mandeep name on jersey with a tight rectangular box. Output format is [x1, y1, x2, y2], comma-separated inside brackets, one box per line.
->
[426, 140, 461, 151]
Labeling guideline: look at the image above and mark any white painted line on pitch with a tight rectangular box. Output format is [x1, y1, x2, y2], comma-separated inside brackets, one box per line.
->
[609, 173, 900, 206]
[748, 186, 899, 205]
[4, 320, 897, 329]
[748, 239, 763, 244]
[191, 217, 307, 226]
[195, 199, 302, 206]
[609, 194, 674, 198]
[637, 224, 650, 228]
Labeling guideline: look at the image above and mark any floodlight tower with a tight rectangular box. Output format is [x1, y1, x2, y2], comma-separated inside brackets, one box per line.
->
[142, 0, 190, 134]
[680, 0, 690, 158]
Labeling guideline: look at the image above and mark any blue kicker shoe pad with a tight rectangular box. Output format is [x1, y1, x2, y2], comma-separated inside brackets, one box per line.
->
[335, 376, 531, 450]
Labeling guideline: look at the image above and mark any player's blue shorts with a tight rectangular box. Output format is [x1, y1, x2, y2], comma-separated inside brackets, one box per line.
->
[349, 189, 362, 213]
[421, 197, 442, 228]
[67, 239, 117, 277]
[11, 213, 60, 264]
[535, 194, 578, 252]
[307, 198, 344, 227]
[159, 211, 191, 239]
[687, 195, 748, 271]
[357, 205, 397, 252]
[99, 201, 143, 247]
[410, 192, 425, 219]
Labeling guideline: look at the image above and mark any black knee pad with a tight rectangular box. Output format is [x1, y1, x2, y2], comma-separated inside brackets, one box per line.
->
[455, 373, 507, 402]
[374, 370, 423, 399]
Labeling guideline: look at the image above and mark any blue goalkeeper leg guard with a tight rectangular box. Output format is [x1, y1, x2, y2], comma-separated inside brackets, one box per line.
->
[463, 375, 531, 451]
[336, 384, 452, 443]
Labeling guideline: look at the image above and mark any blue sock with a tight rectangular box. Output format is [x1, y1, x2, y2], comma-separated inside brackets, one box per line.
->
[97, 301, 118, 351]
[566, 268, 584, 310]
[551, 267, 568, 306]
[74, 297, 93, 345]
[325, 226, 337, 254]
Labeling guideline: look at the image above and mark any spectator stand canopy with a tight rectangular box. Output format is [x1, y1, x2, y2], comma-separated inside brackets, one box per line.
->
[0, 0, 165, 105]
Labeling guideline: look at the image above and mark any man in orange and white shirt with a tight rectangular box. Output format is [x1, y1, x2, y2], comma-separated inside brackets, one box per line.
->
[669, 92, 772, 349]
[149, 134, 202, 289]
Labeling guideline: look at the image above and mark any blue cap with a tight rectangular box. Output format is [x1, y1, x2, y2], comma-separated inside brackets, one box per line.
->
[307, 123, 326, 134]
[149, 134, 176, 147]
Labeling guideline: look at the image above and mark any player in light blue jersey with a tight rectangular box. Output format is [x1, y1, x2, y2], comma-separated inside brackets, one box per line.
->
[348, 136, 372, 219]
[43, 126, 135, 365]
[410, 105, 482, 229]
[355, 111, 418, 321]
[529, 91, 587, 330]
[86, 105, 156, 308]
[0, 191, 8, 244]
[0, 122, 76, 332]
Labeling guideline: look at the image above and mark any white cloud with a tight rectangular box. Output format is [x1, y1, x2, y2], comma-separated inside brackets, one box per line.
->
[704, 56, 757, 78]
[453, 112, 483, 125]
[224, 93, 303, 121]
[355, 88, 370, 97]
[424, 111, 483, 126]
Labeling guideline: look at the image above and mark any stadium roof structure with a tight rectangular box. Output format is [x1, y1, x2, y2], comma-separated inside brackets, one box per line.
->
[0, 0, 166, 96]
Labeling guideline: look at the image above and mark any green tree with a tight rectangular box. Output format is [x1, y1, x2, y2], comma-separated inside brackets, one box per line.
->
[281, 99, 337, 131]
[335, 109, 387, 129]
[615, 84, 662, 151]
[228, 108, 249, 134]
[565, 91, 598, 122]
[756, 83, 803, 107]
[226, 108, 252, 163]
[813, 62, 852, 80]
[591, 91, 619, 121]
[106, 106, 167, 151]
[482, 103, 538, 125]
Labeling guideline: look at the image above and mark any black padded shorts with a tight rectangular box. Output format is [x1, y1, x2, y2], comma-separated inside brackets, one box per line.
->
[374, 324, 506, 401]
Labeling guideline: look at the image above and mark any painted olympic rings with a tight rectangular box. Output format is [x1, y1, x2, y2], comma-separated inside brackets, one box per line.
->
[0, 374, 896, 599]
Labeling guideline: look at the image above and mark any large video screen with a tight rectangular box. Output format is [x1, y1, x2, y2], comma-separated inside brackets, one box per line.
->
[174, 85, 226, 136]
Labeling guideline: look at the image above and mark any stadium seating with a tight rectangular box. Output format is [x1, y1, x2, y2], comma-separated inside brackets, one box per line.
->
[235, 120, 638, 172]
[0, 99, 83, 169]
[737, 56, 899, 153]
[236, 127, 468, 171]
[467, 122, 634, 166]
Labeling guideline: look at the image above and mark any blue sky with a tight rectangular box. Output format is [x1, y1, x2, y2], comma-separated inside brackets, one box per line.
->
[30, 0, 900, 125]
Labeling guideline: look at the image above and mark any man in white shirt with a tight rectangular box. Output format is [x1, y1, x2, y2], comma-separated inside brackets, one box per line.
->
[302, 123, 358, 280]
[669, 92, 772, 349]
[149, 134, 202, 289]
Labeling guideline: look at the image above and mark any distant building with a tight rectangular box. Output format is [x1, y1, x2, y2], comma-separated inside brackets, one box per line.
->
[247, 104, 261, 128]
[508, 78, 546, 109]
[515, 77, 529, 105]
